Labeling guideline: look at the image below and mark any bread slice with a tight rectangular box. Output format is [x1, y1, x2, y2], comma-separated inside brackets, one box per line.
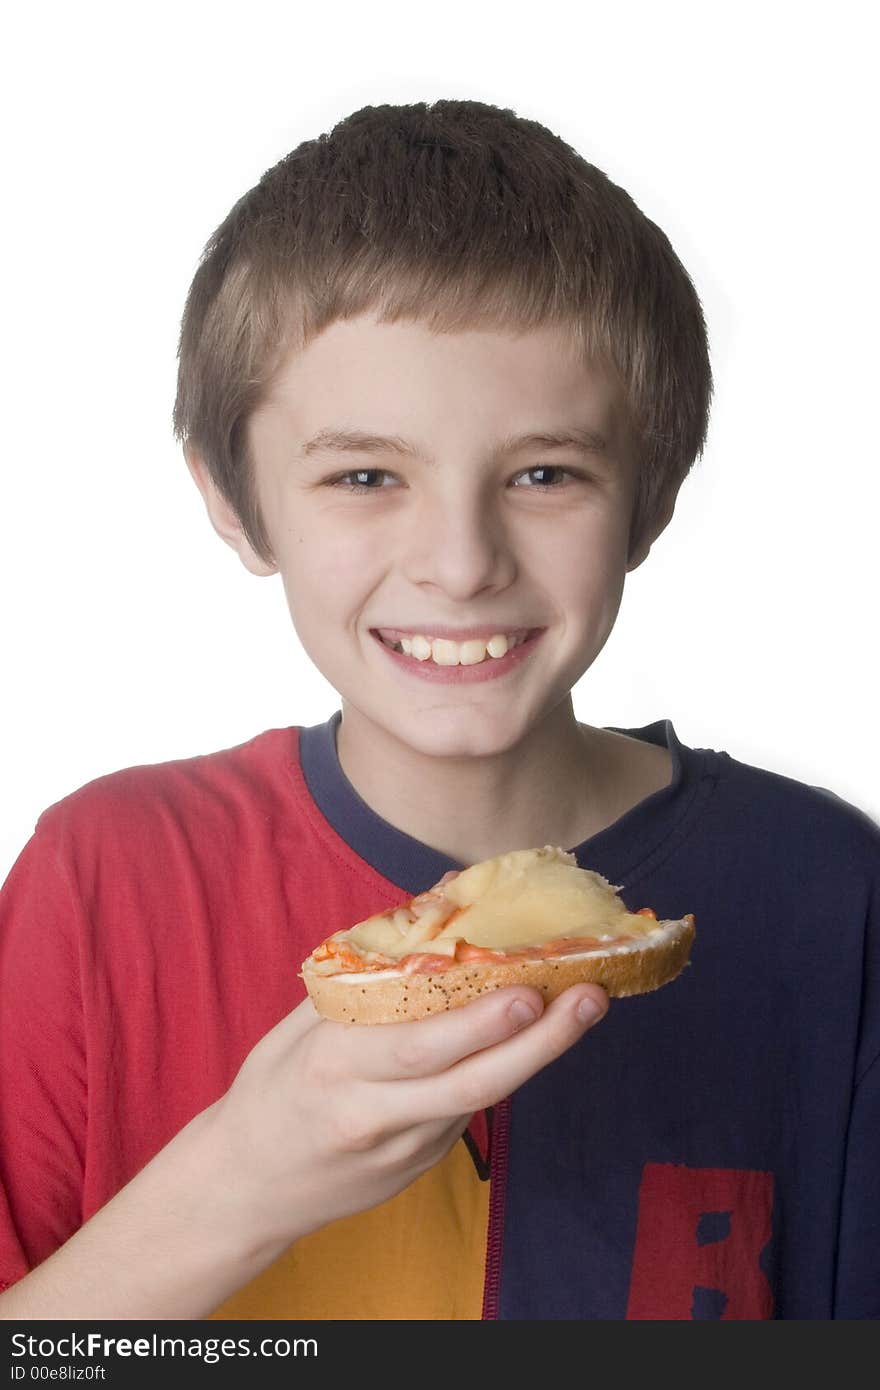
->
[301, 847, 695, 1024]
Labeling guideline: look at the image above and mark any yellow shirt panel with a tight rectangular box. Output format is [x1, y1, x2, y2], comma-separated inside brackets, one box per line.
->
[209, 1137, 490, 1320]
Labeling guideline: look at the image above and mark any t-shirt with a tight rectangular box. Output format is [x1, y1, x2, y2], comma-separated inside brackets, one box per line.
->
[1, 713, 877, 1318]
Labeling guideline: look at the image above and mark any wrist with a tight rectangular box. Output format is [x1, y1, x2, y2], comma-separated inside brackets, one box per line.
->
[185, 1098, 298, 1270]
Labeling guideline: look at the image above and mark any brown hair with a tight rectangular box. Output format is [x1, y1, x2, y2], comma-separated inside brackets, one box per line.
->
[172, 99, 712, 565]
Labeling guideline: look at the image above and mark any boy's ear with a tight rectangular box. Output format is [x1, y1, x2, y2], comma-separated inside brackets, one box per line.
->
[626, 496, 676, 573]
[184, 447, 277, 577]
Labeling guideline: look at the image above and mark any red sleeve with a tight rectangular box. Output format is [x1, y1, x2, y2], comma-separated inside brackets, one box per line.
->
[0, 815, 88, 1291]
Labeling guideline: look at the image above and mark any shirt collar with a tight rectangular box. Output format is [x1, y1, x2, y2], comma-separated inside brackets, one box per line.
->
[298, 709, 703, 895]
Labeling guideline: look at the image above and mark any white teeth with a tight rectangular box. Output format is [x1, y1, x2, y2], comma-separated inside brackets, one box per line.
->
[385, 631, 529, 665]
[431, 638, 466, 666]
[459, 640, 488, 666]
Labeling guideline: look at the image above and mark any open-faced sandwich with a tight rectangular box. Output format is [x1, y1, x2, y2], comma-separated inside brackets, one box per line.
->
[301, 846, 695, 1023]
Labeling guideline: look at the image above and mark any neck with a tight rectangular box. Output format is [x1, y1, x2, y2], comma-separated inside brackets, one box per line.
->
[334, 697, 616, 865]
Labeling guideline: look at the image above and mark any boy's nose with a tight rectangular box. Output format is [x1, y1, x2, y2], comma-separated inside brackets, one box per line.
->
[400, 490, 517, 600]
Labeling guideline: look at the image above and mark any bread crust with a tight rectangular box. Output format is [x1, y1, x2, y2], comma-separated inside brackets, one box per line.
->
[302, 914, 695, 1024]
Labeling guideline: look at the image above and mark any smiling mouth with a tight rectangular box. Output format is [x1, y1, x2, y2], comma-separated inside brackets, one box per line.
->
[372, 629, 541, 667]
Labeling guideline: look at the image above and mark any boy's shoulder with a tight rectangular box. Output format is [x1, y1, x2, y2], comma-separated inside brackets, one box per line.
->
[614, 718, 879, 880]
[694, 730, 880, 869]
[33, 726, 301, 843]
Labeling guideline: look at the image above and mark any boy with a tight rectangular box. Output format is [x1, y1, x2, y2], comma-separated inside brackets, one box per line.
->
[0, 99, 877, 1321]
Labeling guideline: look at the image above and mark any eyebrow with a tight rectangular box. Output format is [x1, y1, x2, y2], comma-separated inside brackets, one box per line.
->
[299, 425, 610, 464]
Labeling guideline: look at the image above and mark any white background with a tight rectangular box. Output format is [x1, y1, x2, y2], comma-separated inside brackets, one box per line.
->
[2, 0, 878, 882]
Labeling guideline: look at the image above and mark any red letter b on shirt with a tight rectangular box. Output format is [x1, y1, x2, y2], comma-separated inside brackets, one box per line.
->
[626, 1162, 775, 1319]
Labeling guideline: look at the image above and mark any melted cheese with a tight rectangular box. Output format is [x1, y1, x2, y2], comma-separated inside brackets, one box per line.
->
[338, 846, 651, 963]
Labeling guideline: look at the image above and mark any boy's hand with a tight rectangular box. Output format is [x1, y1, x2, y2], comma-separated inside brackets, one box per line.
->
[206, 983, 607, 1260]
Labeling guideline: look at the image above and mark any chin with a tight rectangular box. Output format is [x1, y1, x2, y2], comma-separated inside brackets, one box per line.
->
[391, 707, 533, 761]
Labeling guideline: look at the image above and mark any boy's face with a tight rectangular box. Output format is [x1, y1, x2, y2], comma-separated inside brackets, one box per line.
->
[191, 312, 659, 761]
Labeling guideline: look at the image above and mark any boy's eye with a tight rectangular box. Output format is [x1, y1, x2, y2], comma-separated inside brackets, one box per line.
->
[329, 468, 393, 492]
[327, 465, 579, 493]
[513, 466, 576, 489]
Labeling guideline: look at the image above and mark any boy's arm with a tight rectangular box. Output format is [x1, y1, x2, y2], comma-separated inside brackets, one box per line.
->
[0, 1101, 288, 1320]
[833, 1054, 880, 1317]
[0, 987, 606, 1319]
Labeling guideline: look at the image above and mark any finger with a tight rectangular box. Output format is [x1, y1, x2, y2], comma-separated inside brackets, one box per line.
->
[391, 984, 608, 1123]
[254, 993, 325, 1063]
[336, 985, 549, 1082]
[371, 1111, 474, 1175]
